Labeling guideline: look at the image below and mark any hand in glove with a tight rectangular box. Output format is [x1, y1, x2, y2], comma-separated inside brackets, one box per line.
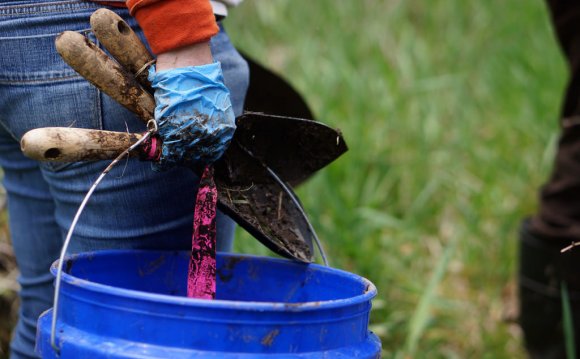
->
[148, 61, 236, 171]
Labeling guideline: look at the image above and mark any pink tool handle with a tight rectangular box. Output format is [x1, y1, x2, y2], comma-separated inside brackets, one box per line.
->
[187, 166, 218, 299]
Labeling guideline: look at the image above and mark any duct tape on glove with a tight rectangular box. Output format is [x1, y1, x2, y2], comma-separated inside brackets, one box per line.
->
[148, 62, 236, 171]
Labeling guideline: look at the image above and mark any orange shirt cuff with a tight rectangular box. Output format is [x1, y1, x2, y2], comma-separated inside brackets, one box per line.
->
[126, 0, 219, 55]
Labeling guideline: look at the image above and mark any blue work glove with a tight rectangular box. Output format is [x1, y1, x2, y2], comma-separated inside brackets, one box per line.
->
[148, 62, 236, 171]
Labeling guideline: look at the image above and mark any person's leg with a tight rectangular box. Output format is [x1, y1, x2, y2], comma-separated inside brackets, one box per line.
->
[0, 2, 248, 357]
[0, 4, 102, 356]
[534, 1, 580, 234]
[519, 1, 580, 357]
[0, 130, 63, 359]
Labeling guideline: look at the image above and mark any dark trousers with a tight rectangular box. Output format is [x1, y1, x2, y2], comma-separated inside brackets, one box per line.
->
[532, 0, 580, 241]
[518, 4, 580, 358]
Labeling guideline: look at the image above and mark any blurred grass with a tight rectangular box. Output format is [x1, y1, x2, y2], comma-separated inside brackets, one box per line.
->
[0, 0, 566, 357]
[227, 0, 566, 357]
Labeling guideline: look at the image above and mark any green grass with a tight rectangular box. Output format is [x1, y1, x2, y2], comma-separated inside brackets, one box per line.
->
[562, 283, 576, 359]
[0, 1, 566, 357]
[227, 0, 566, 357]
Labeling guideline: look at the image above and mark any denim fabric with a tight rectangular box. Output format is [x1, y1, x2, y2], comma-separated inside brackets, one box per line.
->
[0, 1, 249, 358]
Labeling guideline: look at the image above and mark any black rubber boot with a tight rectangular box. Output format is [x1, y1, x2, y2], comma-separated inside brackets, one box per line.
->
[519, 219, 580, 358]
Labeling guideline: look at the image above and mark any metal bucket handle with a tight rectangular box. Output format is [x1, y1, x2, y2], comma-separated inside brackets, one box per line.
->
[49, 128, 155, 353]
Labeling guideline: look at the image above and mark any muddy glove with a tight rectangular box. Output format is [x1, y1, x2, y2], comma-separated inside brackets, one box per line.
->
[148, 62, 236, 171]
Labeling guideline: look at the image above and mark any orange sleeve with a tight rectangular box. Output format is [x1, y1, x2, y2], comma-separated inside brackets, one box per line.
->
[126, 0, 219, 55]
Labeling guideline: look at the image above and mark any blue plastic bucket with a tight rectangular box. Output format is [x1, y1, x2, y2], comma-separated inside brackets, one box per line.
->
[36, 250, 381, 358]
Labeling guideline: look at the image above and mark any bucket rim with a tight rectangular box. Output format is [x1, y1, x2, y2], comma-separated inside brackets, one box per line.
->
[51, 250, 377, 312]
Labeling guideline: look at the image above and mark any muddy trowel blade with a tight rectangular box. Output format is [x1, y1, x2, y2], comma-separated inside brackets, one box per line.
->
[211, 113, 347, 262]
[234, 112, 348, 187]
[214, 141, 315, 262]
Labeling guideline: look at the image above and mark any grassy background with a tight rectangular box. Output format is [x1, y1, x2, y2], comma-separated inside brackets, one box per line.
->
[226, 0, 566, 357]
[0, 0, 568, 358]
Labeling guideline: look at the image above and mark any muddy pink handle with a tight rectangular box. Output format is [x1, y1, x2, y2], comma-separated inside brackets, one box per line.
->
[188, 165, 218, 299]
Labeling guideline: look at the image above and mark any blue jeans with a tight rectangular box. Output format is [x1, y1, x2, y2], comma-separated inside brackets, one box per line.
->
[0, 1, 249, 358]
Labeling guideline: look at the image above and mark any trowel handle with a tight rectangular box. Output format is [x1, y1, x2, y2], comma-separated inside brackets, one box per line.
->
[20, 127, 148, 162]
[90, 9, 154, 90]
[55, 31, 154, 123]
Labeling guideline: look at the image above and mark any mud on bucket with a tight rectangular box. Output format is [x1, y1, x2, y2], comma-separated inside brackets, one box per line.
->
[36, 250, 381, 358]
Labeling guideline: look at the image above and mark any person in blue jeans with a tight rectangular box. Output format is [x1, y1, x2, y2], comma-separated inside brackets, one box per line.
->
[0, 1, 249, 358]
